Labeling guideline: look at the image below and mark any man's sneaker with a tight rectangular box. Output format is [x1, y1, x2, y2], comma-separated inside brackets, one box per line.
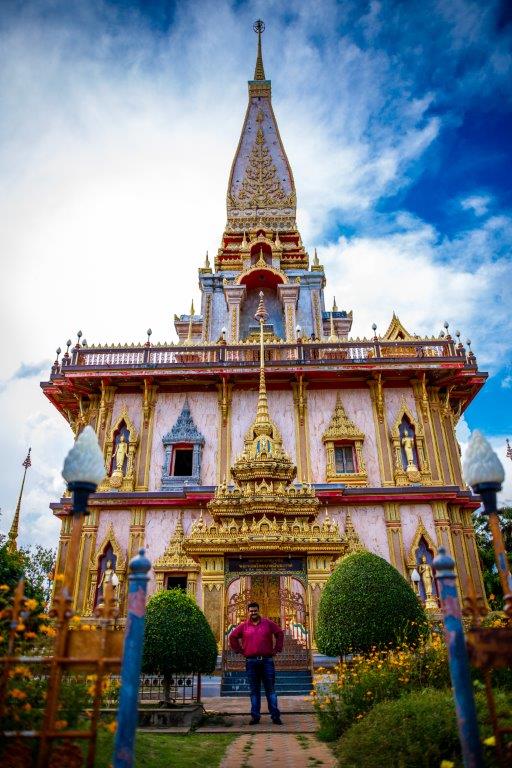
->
[249, 717, 260, 725]
[272, 718, 283, 725]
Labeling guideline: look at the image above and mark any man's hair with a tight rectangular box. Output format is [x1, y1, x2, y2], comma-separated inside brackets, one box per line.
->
[247, 601, 259, 610]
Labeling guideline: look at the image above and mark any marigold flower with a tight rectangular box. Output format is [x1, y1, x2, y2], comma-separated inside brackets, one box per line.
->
[11, 665, 32, 678]
[483, 736, 496, 747]
[24, 632, 37, 640]
[54, 720, 68, 730]
[9, 688, 27, 700]
[23, 703, 32, 712]
[24, 599, 38, 611]
[15, 623, 26, 632]
[105, 721, 117, 733]
[0, 584, 10, 591]
[440, 761, 455, 768]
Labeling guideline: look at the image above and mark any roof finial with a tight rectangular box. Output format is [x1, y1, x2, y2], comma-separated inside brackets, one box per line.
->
[253, 20, 266, 81]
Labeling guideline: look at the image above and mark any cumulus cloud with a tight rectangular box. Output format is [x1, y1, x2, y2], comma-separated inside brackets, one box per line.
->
[460, 195, 492, 217]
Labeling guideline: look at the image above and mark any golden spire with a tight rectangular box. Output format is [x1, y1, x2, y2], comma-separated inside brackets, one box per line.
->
[254, 291, 271, 436]
[253, 20, 266, 81]
[328, 300, 339, 343]
[204, 251, 210, 269]
[186, 299, 195, 344]
[333, 296, 338, 312]
[8, 448, 31, 553]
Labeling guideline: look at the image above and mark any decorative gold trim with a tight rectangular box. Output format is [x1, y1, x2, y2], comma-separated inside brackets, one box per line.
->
[99, 406, 140, 492]
[389, 398, 432, 486]
[382, 313, 414, 341]
[84, 523, 127, 616]
[406, 519, 437, 569]
[153, 512, 200, 592]
[322, 394, 368, 486]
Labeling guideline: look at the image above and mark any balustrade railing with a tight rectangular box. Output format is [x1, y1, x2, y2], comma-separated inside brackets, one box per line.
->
[51, 337, 471, 375]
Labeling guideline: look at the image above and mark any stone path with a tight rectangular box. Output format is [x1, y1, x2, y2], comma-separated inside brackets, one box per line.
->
[219, 733, 337, 768]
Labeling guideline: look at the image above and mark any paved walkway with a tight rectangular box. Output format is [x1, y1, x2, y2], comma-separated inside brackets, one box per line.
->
[219, 734, 337, 768]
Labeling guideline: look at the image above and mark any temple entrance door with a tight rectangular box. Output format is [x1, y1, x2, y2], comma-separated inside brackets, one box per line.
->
[223, 578, 310, 670]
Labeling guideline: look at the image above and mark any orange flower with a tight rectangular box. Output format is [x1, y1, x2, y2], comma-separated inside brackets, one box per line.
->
[15, 624, 26, 633]
[9, 688, 27, 700]
[105, 721, 117, 734]
[24, 599, 38, 611]
[24, 632, 37, 640]
[54, 720, 68, 730]
[0, 584, 10, 591]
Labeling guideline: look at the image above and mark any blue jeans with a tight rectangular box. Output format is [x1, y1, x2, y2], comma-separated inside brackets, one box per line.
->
[245, 657, 280, 721]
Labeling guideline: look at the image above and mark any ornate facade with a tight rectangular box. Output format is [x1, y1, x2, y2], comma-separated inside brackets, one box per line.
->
[42, 27, 487, 664]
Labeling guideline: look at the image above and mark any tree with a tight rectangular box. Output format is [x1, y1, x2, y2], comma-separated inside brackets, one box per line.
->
[316, 551, 427, 656]
[473, 507, 512, 609]
[0, 534, 55, 607]
[142, 589, 217, 705]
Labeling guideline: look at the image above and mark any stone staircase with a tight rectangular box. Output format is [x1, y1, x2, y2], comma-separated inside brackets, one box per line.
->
[220, 668, 313, 697]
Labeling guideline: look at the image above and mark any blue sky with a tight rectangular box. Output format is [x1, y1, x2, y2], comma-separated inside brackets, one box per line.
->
[0, 0, 511, 547]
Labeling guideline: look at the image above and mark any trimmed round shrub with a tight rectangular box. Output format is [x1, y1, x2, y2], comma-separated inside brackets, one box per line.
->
[337, 688, 512, 768]
[316, 551, 427, 655]
[142, 589, 217, 701]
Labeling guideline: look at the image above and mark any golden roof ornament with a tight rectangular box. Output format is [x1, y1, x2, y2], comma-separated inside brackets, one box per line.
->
[253, 20, 266, 81]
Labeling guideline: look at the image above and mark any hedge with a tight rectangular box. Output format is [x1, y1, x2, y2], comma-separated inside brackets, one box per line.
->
[316, 551, 427, 656]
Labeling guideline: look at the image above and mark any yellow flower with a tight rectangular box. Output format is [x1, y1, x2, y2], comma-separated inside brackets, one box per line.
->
[105, 721, 117, 734]
[15, 623, 26, 633]
[440, 761, 455, 768]
[483, 736, 496, 747]
[0, 584, 10, 591]
[38, 613, 50, 620]
[24, 599, 38, 611]
[81, 624, 92, 631]
[25, 631, 37, 640]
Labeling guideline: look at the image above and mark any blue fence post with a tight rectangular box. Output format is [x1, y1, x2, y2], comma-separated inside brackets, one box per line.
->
[433, 547, 483, 768]
[113, 548, 151, 768]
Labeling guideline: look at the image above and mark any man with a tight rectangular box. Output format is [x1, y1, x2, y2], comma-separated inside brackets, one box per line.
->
[229, 601, 284, 725]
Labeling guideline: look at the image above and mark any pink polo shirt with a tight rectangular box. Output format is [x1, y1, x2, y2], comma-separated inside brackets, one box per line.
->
[229, 618, 284, 657]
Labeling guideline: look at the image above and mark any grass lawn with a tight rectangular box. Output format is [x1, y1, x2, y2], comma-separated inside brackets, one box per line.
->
[94, 732, 236, 767]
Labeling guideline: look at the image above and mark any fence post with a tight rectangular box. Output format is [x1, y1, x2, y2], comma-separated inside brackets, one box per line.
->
[113, 548, 151, 768]
[433, 547, 483, 768]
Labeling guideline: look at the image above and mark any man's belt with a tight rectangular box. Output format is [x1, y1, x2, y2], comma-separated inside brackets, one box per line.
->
[246, 655, 272, 660]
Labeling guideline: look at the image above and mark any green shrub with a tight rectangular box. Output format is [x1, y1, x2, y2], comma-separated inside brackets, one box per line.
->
[316, 551, 427, 656]
[142, 589, 217, 703]
[314, 632, 450, 741]
[337, 688, 512, 768]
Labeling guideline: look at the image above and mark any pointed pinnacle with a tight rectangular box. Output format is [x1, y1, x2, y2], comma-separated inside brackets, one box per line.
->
[253, 20, 266, 80]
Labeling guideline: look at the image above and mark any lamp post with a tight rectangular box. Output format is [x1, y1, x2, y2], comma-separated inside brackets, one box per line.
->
[61, 426, 106, 598]
[462, 430, 511, 599]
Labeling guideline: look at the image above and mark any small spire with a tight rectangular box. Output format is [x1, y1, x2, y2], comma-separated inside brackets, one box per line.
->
[204, 251, 210, 269]
[254, 292, 271, 434]
[8, 448, 32, 553]
[253, 20, 266, 81]
[313, 248, 319, 266]
[333, 297, 338, 312]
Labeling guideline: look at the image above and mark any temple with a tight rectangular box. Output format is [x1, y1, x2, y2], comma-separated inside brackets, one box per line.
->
[42, 23, 487, 670]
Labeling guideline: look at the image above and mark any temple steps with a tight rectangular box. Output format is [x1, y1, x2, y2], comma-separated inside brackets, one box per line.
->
[220, 669, 313, 697]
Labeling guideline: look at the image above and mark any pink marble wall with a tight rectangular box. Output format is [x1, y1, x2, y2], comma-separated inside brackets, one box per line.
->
[149, 392, 219, 490]
[329, 505, 390, 561]
[307, 390, 380, 485]
[230, 389, 296, 466]
[95, 509, 131, 557]
[111, 394, 142, 433]
[385, 388, 419, 431]
[400, 504, 437, 558]
[144, 508, 201, 594]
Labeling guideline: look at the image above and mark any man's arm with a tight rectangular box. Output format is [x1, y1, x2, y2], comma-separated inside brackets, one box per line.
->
[229, 623, 244, 653]
[270, 621, 284, 654]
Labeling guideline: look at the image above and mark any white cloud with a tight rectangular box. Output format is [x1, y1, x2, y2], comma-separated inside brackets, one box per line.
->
[460, 195, 492, 217]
